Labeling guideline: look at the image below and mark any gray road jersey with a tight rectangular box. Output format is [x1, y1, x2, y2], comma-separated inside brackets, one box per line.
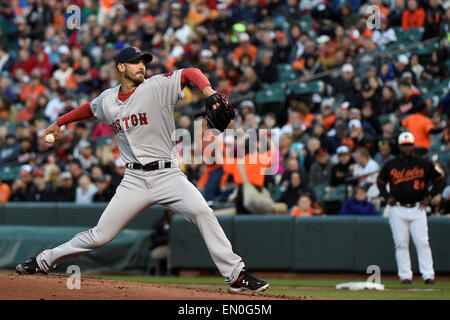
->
[90, 69, 183, 165]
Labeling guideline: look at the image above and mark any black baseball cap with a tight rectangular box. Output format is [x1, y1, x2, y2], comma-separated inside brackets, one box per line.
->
[114, 46, 153, 66]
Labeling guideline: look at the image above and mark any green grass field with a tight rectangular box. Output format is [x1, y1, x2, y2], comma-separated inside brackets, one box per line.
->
[84, 274, 450, 300]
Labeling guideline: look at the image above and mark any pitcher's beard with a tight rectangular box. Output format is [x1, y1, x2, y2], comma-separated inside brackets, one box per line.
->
[124, 69, 144, 86]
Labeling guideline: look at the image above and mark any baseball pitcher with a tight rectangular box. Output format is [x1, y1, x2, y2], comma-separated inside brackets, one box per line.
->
[16, 46, 269, 293]
[376, 132, 445, 284]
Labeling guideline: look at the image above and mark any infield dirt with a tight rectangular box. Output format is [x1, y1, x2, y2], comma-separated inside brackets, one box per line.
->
[0, 273, 302, 300]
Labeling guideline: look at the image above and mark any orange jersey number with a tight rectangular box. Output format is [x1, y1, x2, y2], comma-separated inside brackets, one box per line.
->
[414, 180, 425, 190]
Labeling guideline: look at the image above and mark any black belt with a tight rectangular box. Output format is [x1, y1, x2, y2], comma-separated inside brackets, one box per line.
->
[126, 161, 172, 171]
[398, 202, 418, 208]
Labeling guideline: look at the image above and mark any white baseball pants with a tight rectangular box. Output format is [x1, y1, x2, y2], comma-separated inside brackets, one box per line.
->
[36, 167, 245, 284]
[389, 204, 435, 281]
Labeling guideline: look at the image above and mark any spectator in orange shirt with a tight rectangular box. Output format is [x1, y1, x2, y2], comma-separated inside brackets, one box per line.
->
[232, 32, 258, 68]
[402, 0, 426, 30]
[320, 98, 338, 130]
[290, 194, 313, 217]
[98, 0, 116, 26]
[298, 103, 315, 129]
[16, 97, 37, 122]
[225, 137, 273, 214]
[398, 79, 424, 116]
[370, 0, 390, 18]
[401, 102, 438, 154]
[20, 74, 46, 105]
[188, 0, 219, 26]
[0, 176, 11, 203]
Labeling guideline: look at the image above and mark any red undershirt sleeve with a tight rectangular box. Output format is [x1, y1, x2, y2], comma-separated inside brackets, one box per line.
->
[181, 68, 211, 91]
[56, 102, 94, 126]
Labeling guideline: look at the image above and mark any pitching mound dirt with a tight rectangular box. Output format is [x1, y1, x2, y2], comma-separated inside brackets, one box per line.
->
[0, 273, 301, 300]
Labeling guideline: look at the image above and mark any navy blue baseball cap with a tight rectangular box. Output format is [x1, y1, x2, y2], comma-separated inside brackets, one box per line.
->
[114, 46, 153, 65]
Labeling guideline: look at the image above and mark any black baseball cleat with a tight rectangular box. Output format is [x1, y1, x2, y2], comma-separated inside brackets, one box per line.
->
[424, 278, 435, 285]
[401, 279, 412, 285]
[16, 257, 47, 275]
[229, 269, 269, 293]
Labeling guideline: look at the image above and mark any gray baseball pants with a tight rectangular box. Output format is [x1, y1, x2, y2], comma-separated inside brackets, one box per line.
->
[36, 167, 245, 284]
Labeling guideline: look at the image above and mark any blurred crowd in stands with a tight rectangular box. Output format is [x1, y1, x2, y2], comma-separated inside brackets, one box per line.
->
[0, 0, 450, 216]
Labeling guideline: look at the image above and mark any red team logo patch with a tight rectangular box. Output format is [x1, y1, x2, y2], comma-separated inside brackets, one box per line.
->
[163, 72, 174, 78]
[133, 46, 141, 53]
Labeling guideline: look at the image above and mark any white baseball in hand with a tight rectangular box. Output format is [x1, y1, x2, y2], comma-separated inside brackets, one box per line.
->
[45, 134, 55, 143]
